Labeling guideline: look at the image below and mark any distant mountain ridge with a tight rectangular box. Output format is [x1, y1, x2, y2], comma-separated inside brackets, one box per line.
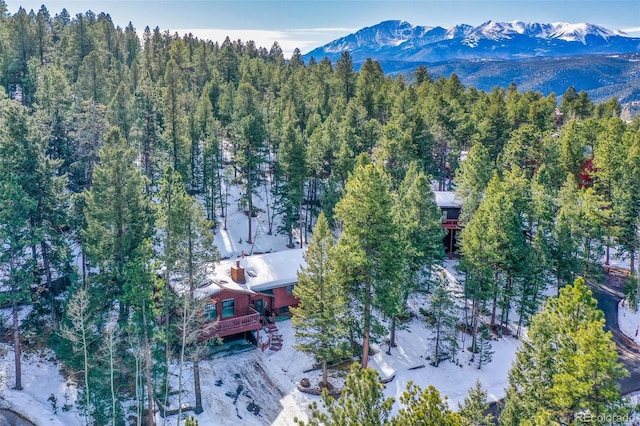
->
[303, 20, 640, 116]
[305, 20, 640, 63]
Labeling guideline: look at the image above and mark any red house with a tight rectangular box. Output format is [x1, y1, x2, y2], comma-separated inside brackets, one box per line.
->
[177, 248, 307, 343]
[434, 191, 463, 257]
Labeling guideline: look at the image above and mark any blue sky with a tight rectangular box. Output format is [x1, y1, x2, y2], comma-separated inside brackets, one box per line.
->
[5, 1, 640, 56]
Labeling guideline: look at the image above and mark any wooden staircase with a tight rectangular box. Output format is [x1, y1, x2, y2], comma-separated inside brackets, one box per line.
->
[265, 322, 283, 352]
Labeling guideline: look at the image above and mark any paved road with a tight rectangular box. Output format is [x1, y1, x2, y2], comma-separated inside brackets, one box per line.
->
[588, 276, 640, 395]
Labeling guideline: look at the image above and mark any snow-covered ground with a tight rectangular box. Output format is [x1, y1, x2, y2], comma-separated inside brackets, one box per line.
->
[1, 169, 637, 425]
[605, 246, 635, 272]
[619, 299, 640, 345]
[622, 391, 640, 426]
[211, 161, 305, 261]
[155, 309, 519, 425]
[371, 319, 519, 411]
[0, 173, 524, 425]
[160, 254, 522, 425]
[0, 345, 80, 425]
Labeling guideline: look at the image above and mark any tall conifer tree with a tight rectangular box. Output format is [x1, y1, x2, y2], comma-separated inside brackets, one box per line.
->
[333, 156, 401, 368]
[501, 278, 627, 425]
[292, 213, 349, 388]
[83, 128, 152, 321]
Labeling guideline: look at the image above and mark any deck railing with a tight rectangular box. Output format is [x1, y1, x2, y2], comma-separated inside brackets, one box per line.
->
[204, 307, 261, 337]
[442, 218, 460, 228]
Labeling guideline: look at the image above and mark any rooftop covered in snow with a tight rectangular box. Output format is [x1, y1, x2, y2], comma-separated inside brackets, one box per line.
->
[434, 191, 462, 209]
[173, 248, 307, 299]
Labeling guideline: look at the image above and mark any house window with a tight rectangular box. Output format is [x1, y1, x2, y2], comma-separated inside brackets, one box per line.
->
[286, 285, 294, 295]
[221, 299, 235, 318]
[204, 303, 217, 321]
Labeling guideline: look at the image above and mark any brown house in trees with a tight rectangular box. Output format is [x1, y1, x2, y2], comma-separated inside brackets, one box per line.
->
[173, 249, 306, 343]
[434, 191, 463, 257]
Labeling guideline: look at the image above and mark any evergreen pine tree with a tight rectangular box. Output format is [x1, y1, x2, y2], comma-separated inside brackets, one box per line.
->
[428, 283, 459, 366]
[291, 213, 350, 388]
[334, 51, 356, 102]
[390, 383, 463, 426]
[500, 278, 627, 425]
[232, 82, 266, 244]
[455, 142, 493, 224]
[298, 363, 394, 426]
[333, 157, 402, 368]
[177, 191, 219, 416]
[156, 166, 191, 410]
[163, 58, 189, 181]
[476, 325, 494, 369]
[0, 173, 34, 391]
[83, 128, 152, 322]
[274, 121, 307, 247]
[613, 124, 640, 280]
[458, 380, 494, 426]
[391, 162, 444, 350]
[197, 85, 222, 222]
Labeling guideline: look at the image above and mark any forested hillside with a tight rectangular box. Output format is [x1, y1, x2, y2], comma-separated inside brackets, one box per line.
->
[0, 2, 639, 425]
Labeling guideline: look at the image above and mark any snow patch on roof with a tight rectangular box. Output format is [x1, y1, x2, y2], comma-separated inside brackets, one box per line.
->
[179, 248, 307, 299]
[434, 191, 462, 208]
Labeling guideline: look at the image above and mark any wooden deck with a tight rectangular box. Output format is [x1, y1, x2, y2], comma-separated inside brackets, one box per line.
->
[199, 308, 261, 340]
[442, 218, 461, 229]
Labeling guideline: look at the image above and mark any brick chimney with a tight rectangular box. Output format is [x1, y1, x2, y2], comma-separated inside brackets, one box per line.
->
[230, 260, 246, 284]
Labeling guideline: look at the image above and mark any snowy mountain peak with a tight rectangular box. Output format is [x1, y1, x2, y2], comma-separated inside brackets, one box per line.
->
[547, 22, 624, 43]
[454, 20, 624, 44]
[304, 19, 639, 63]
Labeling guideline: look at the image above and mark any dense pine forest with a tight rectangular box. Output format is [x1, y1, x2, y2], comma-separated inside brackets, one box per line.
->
[0, 2, 639, 425]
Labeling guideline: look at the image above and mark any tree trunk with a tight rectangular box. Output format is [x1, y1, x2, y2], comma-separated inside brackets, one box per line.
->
[247, 181, 253, 244]
[304, 181, 312, 244]
[387, 316, 396, 355]
[490, 292, 498, 328]
[501, 276, 513, 328]
[318, 359, 327, 389]
[82, 251, 87, 288]
[109, 330, 116, 426]
[82, 309, 90, 421]
[470, 298, 479, 362]
[490, 271, 498, 327]
[163, 266, 172, 413]
[12, 296, 22, 390]
[299, 200, 304, 246]
[194, 352, 203, 414]
[203, 159, 210, 220]
[362, 283, 371, 369]
[264, 173, 272, 235]
[142, 301, 155, 426]
[362, 330, 370, 369]
[461, 292, 468, 354]
[40, 241, 58, 327]
[217, 167, 223, 219]
[177, 293, 188, 424]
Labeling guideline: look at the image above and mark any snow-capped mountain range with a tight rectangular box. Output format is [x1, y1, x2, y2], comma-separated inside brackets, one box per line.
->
[303, 20, 640, 116]
[304, 20, 639, 63]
